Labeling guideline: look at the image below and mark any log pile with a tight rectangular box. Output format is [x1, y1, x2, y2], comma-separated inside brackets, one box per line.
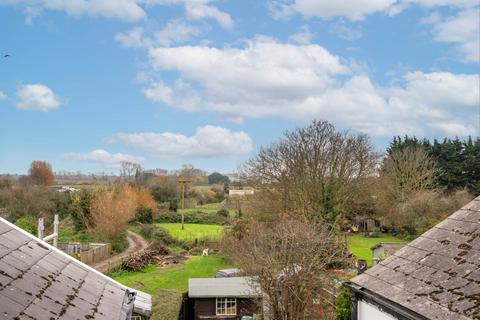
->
[121, 241, 170, 272]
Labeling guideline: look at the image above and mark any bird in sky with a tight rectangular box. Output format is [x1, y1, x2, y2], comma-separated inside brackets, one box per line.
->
[3, 54, 10, 58]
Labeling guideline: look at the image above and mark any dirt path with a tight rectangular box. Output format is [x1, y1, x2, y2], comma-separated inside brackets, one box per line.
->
[92, 230, 149, 273]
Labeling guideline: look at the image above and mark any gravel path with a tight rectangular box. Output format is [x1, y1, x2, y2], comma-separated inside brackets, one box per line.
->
[92, 230, 148, 273]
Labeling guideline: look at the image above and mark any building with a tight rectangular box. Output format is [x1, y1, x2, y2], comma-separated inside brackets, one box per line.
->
[0, 217, 151, 319]
[346, 196, 480, 320]
[228, 187, 254, 197]
[185, 277, 263, 319]
[371, 243, 406, 266]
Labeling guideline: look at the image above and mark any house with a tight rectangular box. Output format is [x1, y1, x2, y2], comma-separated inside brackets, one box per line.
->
[184, 277, 263, 319]
[346, 196, 480, 320]
[371, 243, 406, 266]
[228, 187, 255, 197]
[0, 217, 152, 319]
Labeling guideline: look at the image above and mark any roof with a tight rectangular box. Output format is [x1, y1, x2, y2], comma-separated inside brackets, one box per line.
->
[351, 196, 480, 320]
[188, 276, 262, 298]
[0, 217, 151, 319]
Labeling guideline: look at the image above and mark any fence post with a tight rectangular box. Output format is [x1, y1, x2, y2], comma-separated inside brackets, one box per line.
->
[53, 214, 59, 248]
[38, 218, 44, 239]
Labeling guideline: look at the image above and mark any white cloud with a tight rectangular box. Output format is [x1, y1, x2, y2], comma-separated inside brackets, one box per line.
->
[142, 37, 479, 137]
[115, 20, 201, 49]
[185, 2, 233, 29]
[4, 0, 146, 22]
[0, 91, 6, 100]
[430, 9, 480, 62]
[142, 0, 233, 29]
[105, 125, 253, 158]
[289, 25, 313, 44]
[63, 149, 144, 168]
[292, 0, 397, 21]
[272, 0, 478, 20]
[16, 84, 62, 111]
[329, 21, 363, 41]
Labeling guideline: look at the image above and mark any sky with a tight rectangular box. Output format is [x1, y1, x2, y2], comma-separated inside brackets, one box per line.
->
[0, 0, 479, 175]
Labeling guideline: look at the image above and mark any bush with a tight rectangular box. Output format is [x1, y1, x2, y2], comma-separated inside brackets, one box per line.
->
[15, 216, 37, 235]
[155, 211, 228, 225]
[152, 227, 174, 245]
[336, 287, 352, 320]
[139, 224, 155, 239]
[216, 209, 229, 217]
[136, 206, 153, 224]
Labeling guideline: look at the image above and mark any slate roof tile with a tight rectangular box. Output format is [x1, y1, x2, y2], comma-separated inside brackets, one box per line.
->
[352, 196, 480, 319]
[0, 218, 141, 320]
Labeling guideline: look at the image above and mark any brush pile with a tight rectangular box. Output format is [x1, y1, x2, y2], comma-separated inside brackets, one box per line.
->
[121, 241, 170, 272]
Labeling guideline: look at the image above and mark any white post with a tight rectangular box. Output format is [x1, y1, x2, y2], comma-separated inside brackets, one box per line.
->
[53, 214, 59, 248]
[38, 218, 44, 239]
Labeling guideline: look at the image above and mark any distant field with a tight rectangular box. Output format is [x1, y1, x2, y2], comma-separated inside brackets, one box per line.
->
[157, 223, 225, 240]
[347, 234, 408, 266]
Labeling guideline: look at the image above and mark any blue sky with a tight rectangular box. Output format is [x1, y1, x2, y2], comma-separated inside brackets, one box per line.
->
[0, 0, 479, 174]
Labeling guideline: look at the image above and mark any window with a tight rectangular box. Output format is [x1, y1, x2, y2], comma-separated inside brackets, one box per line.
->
[216, 297, 236, 315]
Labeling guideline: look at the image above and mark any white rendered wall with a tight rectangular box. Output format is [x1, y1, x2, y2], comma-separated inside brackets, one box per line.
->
[358, 300, 398, 320]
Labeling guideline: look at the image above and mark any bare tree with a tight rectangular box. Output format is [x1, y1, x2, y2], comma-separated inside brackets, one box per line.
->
[379, 147, 438, 203]
[222, 219, 351, 320]
[242, 120, 378, 222]
[120, 161, 143, 182]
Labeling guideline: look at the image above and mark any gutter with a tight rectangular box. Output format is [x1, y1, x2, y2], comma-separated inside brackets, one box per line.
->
[343, 281, 428, 320]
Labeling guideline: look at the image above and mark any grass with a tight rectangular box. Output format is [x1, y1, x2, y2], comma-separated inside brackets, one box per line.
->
[112, 255, 232, 292]
[178, 202, 237, 217]
[347, 234, 407, 266]
[157, 223, 225, 241]
[58, 227, 94, 243]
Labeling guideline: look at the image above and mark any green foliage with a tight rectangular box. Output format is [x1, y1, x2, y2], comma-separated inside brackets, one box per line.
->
[152, 226, 174, 245]
[70, 190, 93, 231]
[155, 211, 228, 225]
[135, 206, 153, 224]
[216, 208, 229, 217]
[15, 215, 37, 235]
[336, 287, 352, 320]
[139, 224, 155, 239]
[110, 232, 129, 253]
[388, 136, 480, 195]
[207, 172, 230, 185]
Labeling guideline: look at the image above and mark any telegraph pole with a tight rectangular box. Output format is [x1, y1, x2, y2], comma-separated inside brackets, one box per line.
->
[178, 176, 191, 230]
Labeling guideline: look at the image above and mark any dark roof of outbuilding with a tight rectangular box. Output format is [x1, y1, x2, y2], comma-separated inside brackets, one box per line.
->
[351, 196, 480, 320]
[0, 217, 138, 320]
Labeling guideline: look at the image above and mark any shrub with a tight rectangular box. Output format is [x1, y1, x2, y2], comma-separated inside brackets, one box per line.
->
[135, 206, 153, 224]
[216, 209, 229, 217]
[15, 215, 37, 235]
[152, 227, 174, 245]
[336, 287, 352, 320]
[139, 224, 155, 239]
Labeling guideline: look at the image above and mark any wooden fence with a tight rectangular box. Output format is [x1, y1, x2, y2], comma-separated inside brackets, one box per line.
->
[59, 242, 111, 265]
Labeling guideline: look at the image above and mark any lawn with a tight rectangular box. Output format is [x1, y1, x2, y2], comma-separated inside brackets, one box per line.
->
[112, 255, 232, 320]
[112, 255, 231, 292]
[347, 234, 408, 266]
[178, 202, 236, 217]
[157, 223, 225, 241]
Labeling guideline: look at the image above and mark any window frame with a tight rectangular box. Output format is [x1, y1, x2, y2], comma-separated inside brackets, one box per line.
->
[215, 297, 237, 316]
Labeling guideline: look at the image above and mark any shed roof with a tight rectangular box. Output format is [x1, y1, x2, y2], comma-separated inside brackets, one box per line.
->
[351, 196, 480, 320]
[0, 217, 150, 319]
[188, 276, 261, 298]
